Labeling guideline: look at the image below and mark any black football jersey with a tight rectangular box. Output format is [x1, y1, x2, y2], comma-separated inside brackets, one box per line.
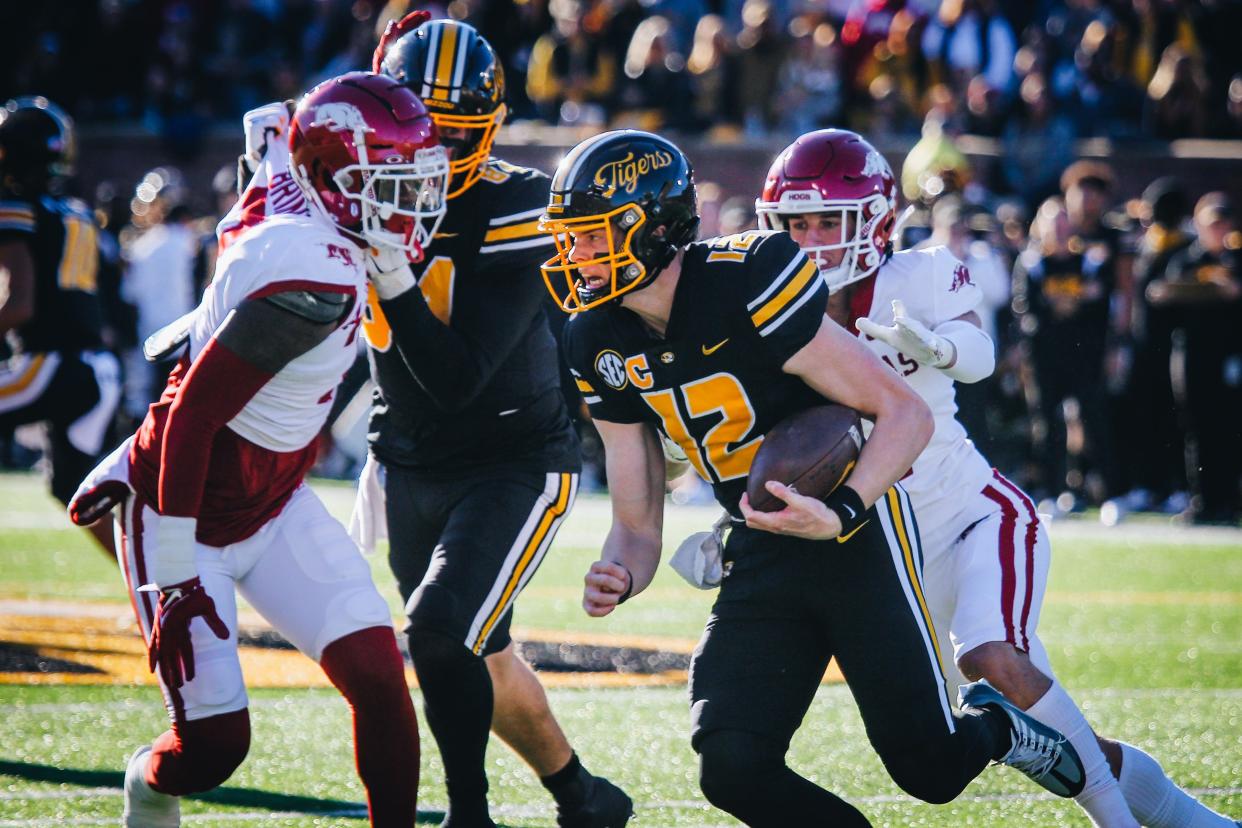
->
[564, 230, 829, 515]
[1015, 245, 1113, 335]
[365, 159, 580, 474]
[0, 191, 105, 354]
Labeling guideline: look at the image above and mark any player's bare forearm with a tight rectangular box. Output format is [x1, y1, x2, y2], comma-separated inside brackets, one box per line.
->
[586, 420, 665, 614]
[784, 316, 932, 508]
[601, 514, 662, 590]
[849, 393, 931, 507]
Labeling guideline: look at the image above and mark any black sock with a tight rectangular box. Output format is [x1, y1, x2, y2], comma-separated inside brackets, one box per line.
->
[541, 752, 591, 810]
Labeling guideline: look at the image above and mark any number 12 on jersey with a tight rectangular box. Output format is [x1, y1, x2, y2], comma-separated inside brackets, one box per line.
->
[642, 372, 762, 483]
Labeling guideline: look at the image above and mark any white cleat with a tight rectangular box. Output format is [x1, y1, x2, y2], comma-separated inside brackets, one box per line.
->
[123, 745, 179, 827]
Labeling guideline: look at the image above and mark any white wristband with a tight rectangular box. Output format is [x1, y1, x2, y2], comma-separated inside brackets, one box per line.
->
[150, 515, 199, 588]
[934, 320, 995, 383]
[370, 263, 418, 301]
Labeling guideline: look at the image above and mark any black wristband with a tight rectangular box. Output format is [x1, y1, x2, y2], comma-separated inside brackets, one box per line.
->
[823, 485, 867, 537]
[617, 565, 634, 604]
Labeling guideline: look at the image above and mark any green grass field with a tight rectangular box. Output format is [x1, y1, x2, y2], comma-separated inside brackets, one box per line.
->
[1, 470, 1239, 826]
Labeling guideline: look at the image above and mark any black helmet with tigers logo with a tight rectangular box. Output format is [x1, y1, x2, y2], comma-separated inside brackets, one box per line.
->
[539, 130, 698, 313]
[0, 96, 76, 196]
[381, 19, 505, 199]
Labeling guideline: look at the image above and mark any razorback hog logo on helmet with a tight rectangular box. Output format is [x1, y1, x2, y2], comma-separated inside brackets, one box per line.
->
[950, 263, 974, 292]
[861, 150, 890, 178]
[594, 150, 674, 197]
[312, 102, 372, 133]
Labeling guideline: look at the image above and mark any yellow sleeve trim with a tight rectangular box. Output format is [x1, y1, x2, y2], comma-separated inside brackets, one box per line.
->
[750, 260, 818, 329]
[483, 219, 542, 243]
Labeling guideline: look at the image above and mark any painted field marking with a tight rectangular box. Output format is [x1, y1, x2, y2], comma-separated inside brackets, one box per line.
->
[0, 608, 848, 689]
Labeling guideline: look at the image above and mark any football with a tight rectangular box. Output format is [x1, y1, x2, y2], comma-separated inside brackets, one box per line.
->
[746, 404, 865, 512]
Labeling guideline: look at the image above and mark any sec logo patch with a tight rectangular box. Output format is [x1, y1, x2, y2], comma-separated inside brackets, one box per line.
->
[595, 350, 628, 390]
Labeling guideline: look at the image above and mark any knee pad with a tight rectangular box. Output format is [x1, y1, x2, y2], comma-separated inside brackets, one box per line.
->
[696, 730, 784, 812]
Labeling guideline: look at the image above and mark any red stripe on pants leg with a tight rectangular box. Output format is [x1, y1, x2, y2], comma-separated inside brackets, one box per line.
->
[130, 496, 156, 632]
[133, 497, 188, 725]
[994, 473, 1039, 652]
[981, 484, 1019, 647]
[119, 498, 147, 640]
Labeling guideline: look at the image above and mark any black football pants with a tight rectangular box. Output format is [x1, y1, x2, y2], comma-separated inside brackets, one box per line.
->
[690, 485, 1004, 826]
[384, 464, 578, 820]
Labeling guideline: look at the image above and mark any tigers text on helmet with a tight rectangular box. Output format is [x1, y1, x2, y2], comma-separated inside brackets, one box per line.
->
[288, 71, 449, 262]
[756, 129, 897, 293]
[539, 130, 698, 313]
[381, 19, 506, 199]
[0, 96, 76, 196]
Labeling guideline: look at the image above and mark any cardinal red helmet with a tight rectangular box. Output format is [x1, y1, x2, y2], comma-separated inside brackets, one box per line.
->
[756, 129, 897, 292]
[289, 71, 448, 261]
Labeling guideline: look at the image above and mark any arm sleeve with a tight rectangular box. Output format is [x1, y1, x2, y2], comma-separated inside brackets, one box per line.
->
[380, 248, 547, 413]
[934, 319, 995, 383]
[741, 234, 829, 366]
[157, 336, 275, 518]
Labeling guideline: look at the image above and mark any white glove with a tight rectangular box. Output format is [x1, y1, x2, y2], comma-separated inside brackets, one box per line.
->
[856, 299, 954, 368]
[668, 512, 732, 589]
[242, 102, 290, 171]
[366, 247, 418, 301]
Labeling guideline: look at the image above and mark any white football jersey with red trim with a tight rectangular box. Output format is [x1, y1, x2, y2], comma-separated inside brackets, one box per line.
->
[188, 213, 366, 452]
[216, 140, 310, 251]
[855, 246, 993, 506]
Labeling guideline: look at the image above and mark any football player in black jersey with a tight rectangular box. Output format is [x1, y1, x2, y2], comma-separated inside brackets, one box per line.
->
[356, 15, 631, 828]
[0, 97, 120, 557]
[540, 129, 1087, 826]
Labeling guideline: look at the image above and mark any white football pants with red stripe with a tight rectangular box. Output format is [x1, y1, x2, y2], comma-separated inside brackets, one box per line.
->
[918, 469, 1054, 696]
[118, 483, 395, 724]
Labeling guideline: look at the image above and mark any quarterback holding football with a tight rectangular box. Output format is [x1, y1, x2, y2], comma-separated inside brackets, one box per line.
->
[759, 127, 1239, 828]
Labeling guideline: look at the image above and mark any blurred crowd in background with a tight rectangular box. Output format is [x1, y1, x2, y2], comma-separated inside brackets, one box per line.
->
[2, 0, 1240, 524]
[5, 0, 1242, 146]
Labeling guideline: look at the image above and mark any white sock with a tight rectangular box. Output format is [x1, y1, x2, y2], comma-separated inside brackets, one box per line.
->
[1025, 683, 1138, 828]
[1118, 741, 1236, 828]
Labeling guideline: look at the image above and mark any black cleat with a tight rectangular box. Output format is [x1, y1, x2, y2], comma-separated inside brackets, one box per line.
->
[557, 775, 634, 828]
[960, 679, 1086, 798]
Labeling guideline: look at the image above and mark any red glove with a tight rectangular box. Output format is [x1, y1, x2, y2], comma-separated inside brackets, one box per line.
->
[68, 480, 129, 526]
[142, 577, 230, 688]
[373, 10, 432, 72]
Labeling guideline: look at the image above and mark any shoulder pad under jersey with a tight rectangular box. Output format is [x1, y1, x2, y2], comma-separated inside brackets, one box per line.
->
[262, 289, 351, 324]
